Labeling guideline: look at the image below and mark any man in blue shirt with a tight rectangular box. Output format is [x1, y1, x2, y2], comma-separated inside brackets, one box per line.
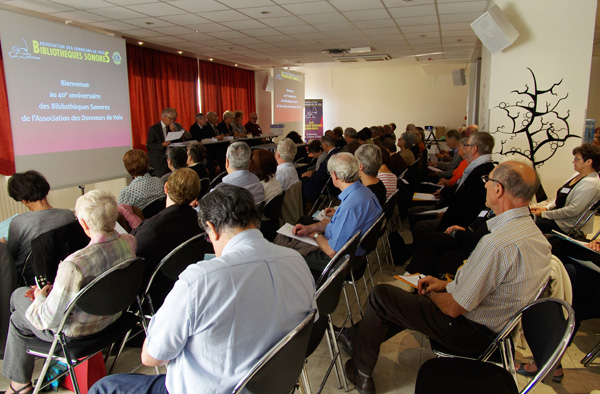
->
[214, 141, 265, 204]
[293, 152, 382, 275]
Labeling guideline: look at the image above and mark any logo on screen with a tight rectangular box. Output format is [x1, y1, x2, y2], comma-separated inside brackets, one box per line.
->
[112, 51, 122, 65]
[8, 38, 38, 60]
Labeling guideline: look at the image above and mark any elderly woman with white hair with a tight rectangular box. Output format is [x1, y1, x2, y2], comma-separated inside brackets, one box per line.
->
[1, 190, 136, 394]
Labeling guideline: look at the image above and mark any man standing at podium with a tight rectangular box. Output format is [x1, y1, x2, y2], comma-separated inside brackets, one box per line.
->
[147, 108, 190, 177]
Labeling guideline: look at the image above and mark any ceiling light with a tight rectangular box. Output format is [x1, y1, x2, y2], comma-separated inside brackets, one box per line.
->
[138, 41, 144, 45]
[209, 58, 213, 61]
[145, 22, 153, 25]
[234, 64, 238, 67]
[195, 30, 199, 33]
[177, 51, 183, 54]
[261, 11, 270, 14]
[349, 46, 371, 53]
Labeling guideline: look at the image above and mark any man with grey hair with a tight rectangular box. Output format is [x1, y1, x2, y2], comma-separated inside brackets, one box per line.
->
[189, 112, 207, 141]
[341, 127, 360, 154]
[147, 107, 191, 177]
[303, 134, 339, 202]
[275, 138, 299, 191]
[215, 142, 264, 204]
[291, 152, 381, 275]
[340, 161, 551, 394]
[90, 184, 315, 394]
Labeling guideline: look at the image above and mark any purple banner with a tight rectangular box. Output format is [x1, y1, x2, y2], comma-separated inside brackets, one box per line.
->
[304, 99, 323, 141]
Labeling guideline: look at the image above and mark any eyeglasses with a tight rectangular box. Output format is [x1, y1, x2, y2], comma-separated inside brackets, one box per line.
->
[481, 175, 503, 188]
[573, 156, 583, 162]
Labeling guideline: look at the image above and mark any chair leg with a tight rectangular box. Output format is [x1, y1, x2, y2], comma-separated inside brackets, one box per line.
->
[33, 337, 60, 394]
[365, 256, 375, 289]
[300, 364, 312, 394]
[582, 340, 600, 367]
[323, 326, 343, 389]
[342, 285, 355, 326]
[499, 338, 517, 384]
[327, 317, 348, 392]
[349, 273, 364, 318]
[59, 336, 81, 394]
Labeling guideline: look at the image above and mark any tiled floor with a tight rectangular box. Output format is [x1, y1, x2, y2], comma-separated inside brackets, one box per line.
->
[2, 219, 600, 393]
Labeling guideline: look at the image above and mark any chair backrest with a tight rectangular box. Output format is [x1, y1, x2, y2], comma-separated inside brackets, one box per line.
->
[232, 309, 317, 394]
[280, 181, 303, 226]
[209, 172, 227, 188]
[568, 198, 600, 239]
[150, 233, 206, 286]
[65, 258, 145, 332]
[199, 177, 210, 199]
[263, 192, 284, 221]
[316, 255, 350, 315]
[142, 197, 166, 219]
[520, 298, 574, 393]
[382, 188, 400, 219]
[358, 213, 386, 256]
[316, 231, 361, 288]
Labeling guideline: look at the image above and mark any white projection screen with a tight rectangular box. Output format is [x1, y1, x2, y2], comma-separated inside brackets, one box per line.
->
[273, 68, 305, 138]
[0, 10, 131, 188]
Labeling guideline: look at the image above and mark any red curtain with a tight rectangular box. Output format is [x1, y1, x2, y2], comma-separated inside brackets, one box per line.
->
[0, 44, 16, 175]
[199, 60, 256, 124]
[127, 44, 199, 150]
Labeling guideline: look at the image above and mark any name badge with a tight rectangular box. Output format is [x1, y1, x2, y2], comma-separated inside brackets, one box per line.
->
[560, 187, 571, 194]
[478, 210, 488, 217]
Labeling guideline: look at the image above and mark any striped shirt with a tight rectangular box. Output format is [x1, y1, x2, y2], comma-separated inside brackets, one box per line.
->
[25, 231, 137, 337]
[377, 171, 397, 200]
[446, 206, 551, 333]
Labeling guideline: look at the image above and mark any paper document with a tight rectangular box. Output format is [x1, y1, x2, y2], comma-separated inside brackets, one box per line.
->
[312, 206, 339, 221]
[413, 193, 440, 201]
[114, 221, 127, 234]
[428, 165, 442, 172]
[166, 131, 185, 141]
[414, 207, 448, 215]
[421, 182, 443, 188]
[0, 214, 17, 239]
[551, 230, 597, 253]
[277, 223, 318, 247]
[570, 258, 600, 274]
[394, 273, 425, 289]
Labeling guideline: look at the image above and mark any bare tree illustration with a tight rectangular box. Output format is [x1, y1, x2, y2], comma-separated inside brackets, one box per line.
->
[493, 67, 579, 168]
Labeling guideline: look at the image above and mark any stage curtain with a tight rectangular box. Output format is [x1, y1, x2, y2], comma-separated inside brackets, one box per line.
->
[126, 44, 199, 150]
[198, 60, 256, 124]
[0, 44, 16, 175]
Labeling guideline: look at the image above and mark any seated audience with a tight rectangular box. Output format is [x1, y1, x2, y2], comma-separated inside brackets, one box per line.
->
[89, 185, 316, 394]
[307, 140, 325, 172]
[186, 142, 209, 199]
[2, 191, 136, 394]
[531, 143, 600, 235]
[377, 147, 398, 200]
[250, 149, 283, 202]
[340, 161, 551, 394]
[282, 153, 381, 276]
[438, 137, 468, 187]
[333, 126, 346, 150]
[397, 132, 416, 167]
[430, 129, 462, 178]
[464, 124, 478, 137]
[133, 168, 202, 310]
[286, 131, 310, 163]
[302, 135, 339, 203]
[275, 138, 299, 191]
[160, 147, 188, 185]
[215, 142, 265, 204]
[380, 124, 396, 143]
[355, 144, 387, 206]
[1, 171, 75, 282]
[341, 127, 360, 154]
[118, 149, 165, 210]
[382, 139, 407, 177]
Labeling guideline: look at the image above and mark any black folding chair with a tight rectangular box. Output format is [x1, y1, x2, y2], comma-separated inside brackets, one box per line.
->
[232, 309, 317, 394]
[209, 171, 227, 188]
[26, 258, 146, 394]
[141, 197, 166, 219]
[261, 192, 285, 242]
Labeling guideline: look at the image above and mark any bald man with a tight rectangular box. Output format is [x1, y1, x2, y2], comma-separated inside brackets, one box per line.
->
[340, 161, 551, 394]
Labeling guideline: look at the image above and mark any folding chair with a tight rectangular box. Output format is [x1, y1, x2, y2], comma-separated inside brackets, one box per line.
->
[309, 177, 333, 216]
[261, 192, 285, 242]
[567, 198, 600, 240]
[232, 309, 317, 394]
[141, 197, 166, 219]
[416, 298, 575, 394]
[26, 258, 146, 394]
[209, 171, 227, 188]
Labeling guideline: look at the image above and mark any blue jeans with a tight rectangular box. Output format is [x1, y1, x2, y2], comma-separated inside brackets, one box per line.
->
[89, 373, 168, 394]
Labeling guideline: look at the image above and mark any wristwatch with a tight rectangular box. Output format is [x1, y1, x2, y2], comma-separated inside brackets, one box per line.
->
[313, 232, 320, 240]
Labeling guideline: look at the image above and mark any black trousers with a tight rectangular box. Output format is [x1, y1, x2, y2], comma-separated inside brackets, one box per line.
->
[350, 284, 496, 375]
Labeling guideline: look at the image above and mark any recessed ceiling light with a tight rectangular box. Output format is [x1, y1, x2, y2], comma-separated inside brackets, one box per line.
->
[178, 51, 183, 54]
[145, 22, 154, 25]
[234, 64, 238, 67]
[457, 39, 463, 42]
[195, 30, 199, 33]
[419, 34, 427, 38]
[209, 58, 213, 61]
[261, 11, 270, 14]
[138, 41, 144, 45]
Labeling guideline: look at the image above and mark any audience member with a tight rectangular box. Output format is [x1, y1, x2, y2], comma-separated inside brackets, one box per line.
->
[146, 108, 190, 177]
[3, 191, 136, 394]
[215, 142, 265, 204]
[333, 126, 346, 150]
[307, 140, 325, 172]
[216, 110, 234, 136]
[431, 129, 462, 178]
[302, 135, 339, 202]
[397, 132, 416, 167]
[382, 139, 407, 177]
[186, 142, 209, 199]
[531, 143, 600, 235]
[341, 127, 360, 154]
[284, 153, 381, 276]
[231, 111, 246, 137]
[250, 149, 283, 202]
[89, 184, 316, 394]
[275, 138, 299, 191]
[340, 161, 551, 394]
[380, 124, 396, 143]
[160, 147, 188, 185]
[118, 149, 165, 210]
[1, 171, 75, 282]
[244, 112, 262, 136]
[286, 131, 310, 163]
[189, 113, 207, 141]
[133, 168, 202, 310]
[355, 145, 387, 206]
[377, 147, 398, 200]
[464, 124, 478, 137]
[438, 137, 468, 187]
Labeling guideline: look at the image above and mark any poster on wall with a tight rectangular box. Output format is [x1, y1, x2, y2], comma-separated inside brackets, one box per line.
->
[304, 99, 323, 141]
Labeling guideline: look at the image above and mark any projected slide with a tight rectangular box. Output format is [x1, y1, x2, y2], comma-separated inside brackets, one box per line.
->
[0, 10, 131, 187]
[273, 68, 305, 128]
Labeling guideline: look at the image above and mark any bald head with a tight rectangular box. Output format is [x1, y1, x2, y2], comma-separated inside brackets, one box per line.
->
[493, 161, 539, 204]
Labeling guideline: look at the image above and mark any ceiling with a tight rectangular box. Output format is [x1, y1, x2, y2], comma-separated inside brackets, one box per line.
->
[0, 0, 597, 70]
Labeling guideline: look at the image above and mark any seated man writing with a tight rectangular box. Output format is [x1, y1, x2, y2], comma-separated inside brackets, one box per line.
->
[2, 190, 136, 394]
[280, 153, 381, 277]
[339, 161, 551, 394]
[90, 184, 316, 394]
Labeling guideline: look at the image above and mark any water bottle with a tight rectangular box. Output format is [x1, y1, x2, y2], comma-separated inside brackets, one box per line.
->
[584, 119, 595, 144]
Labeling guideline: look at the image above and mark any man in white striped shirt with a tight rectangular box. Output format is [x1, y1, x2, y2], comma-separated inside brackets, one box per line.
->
[341, 161, 551, 394]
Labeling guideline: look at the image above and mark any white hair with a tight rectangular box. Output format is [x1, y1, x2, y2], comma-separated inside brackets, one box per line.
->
[75, 190, 118, 234]
[327, 152, 360, 183]
[277, 138, 297, 162]
[226, 141, 251, 170]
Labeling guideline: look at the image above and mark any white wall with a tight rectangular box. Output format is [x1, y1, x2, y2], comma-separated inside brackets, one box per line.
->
[480, 0, 597, 196]
[283, 60, 469, 135]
